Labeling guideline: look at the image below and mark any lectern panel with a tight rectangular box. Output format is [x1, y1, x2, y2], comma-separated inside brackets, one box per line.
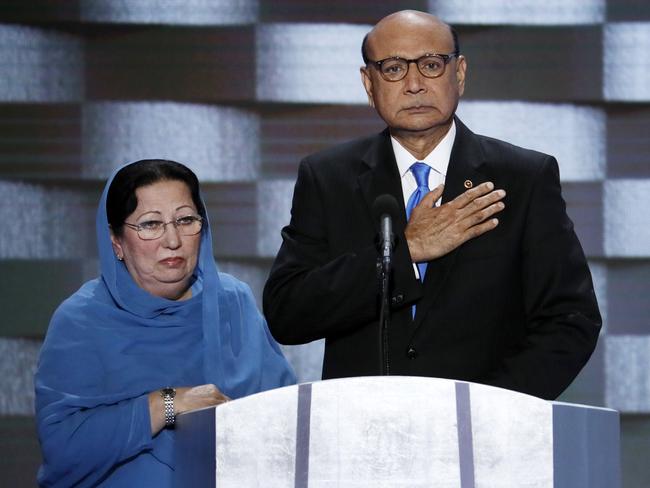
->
[309, 376, 461, 487]
[215, 386, 298, 487]
[470, 383, 553, 486]
[175, 377, 620, 487]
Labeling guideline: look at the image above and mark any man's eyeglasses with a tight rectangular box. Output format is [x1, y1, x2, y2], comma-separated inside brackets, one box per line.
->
[367, 53, 459, 82]
[123, 215, 203, 241]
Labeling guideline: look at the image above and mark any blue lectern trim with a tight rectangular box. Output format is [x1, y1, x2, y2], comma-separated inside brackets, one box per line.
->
[295, 383, 312, 488]
[552, 403, 621, 488]
[455, 382, 476, 488]
[175, 406, 216, 487]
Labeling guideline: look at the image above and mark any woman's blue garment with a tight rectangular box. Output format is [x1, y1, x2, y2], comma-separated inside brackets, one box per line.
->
[34, 164, 296, 487]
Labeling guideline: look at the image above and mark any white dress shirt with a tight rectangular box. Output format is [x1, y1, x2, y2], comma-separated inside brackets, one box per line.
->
[390, 120, 457, 276]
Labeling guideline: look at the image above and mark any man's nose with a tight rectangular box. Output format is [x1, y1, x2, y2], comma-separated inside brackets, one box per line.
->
[404, 61, 426, 93]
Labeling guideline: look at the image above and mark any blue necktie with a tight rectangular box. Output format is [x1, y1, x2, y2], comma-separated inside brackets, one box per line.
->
[406, 162, 431, 282]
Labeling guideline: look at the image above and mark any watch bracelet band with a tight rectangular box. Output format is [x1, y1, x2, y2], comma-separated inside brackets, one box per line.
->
[161, 388, 175, 427]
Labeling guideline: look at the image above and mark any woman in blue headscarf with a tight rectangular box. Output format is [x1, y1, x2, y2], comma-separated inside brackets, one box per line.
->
[34, 159, 296, 487]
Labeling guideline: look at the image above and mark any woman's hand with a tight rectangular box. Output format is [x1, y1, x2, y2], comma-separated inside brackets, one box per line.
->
[174, 384, 230, 414]
[148, 384, 230, 435]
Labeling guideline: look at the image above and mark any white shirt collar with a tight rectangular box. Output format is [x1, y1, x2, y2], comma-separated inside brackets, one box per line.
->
[391, 120, 456, 178]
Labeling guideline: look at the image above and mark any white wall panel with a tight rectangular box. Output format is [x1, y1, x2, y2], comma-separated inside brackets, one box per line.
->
[0, 182, 89, 259]
[605, 335, 650, 413]
[0, 338, 40, 415]
[429, 0, 605, 25]
[281, 341, 324, 383]
[256, 23, 369, 104]
[0, 24, 82, 102]
[603, 179, 650, 257]
[457, 101, 605, 182]
[604, 22, 650, 101]
[81, 0, 257, 25]
[82, 102, 260, 182]
[217, 261, 267, 308]
[256, 179, 293, 257]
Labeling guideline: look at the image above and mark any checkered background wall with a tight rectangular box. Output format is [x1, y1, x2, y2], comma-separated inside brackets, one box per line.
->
[0, 1, 648, 486]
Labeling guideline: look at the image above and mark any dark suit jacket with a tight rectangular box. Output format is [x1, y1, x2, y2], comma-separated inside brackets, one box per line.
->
[263, 118, 601, 400]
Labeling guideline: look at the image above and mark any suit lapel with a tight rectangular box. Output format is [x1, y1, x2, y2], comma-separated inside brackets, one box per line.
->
[357, 129, 408, 234]
[412, 118, 489, 327]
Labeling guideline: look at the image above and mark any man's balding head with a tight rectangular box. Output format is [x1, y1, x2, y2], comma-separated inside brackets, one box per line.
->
[361, 11, 459, 64]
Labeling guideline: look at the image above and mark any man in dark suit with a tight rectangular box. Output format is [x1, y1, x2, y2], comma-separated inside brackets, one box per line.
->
[263, 10, 601, 400]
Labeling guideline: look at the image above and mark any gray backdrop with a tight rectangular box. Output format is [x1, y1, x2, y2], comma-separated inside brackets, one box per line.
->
[0, 1, 648, 486]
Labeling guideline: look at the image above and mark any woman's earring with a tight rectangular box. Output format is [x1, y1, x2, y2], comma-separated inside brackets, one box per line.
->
[117, 254, 123, 261]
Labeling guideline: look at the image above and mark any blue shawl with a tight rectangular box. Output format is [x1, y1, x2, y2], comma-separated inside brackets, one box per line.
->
[35, 163, 296, 487]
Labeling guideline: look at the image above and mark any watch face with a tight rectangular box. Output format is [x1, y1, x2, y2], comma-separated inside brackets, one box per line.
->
[161, 387, 176, 398]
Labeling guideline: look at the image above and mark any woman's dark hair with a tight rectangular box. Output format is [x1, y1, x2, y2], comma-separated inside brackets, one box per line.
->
[107, 159, 206, 237]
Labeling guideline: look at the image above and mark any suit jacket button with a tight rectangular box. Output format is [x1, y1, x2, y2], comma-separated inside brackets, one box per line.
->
[406, 347, 417, 359]
[391, 293, 404, 305]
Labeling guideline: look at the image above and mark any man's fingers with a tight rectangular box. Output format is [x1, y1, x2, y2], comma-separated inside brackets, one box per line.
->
[469, 201, 505, 225]
[429, 183, 444, 202]
[454, 182, 496, 208]
[465, 218, 499, 240]
[407, 181, 504, 261]
[476, 189, 506, 207]
[416, 184, 444, 209]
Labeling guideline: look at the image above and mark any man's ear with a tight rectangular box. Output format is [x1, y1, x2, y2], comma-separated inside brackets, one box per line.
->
[360, 67, 375, 108]
[456, 55, 467, 97]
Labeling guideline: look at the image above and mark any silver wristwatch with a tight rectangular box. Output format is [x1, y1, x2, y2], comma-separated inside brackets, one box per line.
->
[160, 387, 176, 427]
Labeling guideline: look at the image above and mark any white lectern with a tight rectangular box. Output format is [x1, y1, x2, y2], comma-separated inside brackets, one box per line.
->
[175, 376, 619, 487]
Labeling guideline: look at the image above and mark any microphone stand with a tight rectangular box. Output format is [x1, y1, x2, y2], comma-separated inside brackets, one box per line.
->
[378, 215, 392, 375]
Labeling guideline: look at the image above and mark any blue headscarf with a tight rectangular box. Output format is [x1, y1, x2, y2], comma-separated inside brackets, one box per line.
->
[35, 161, 295, 487]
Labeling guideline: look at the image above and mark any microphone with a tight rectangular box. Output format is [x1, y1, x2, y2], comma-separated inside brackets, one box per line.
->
[372, 194, 400, 376]
[372, 194, 400, 273]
